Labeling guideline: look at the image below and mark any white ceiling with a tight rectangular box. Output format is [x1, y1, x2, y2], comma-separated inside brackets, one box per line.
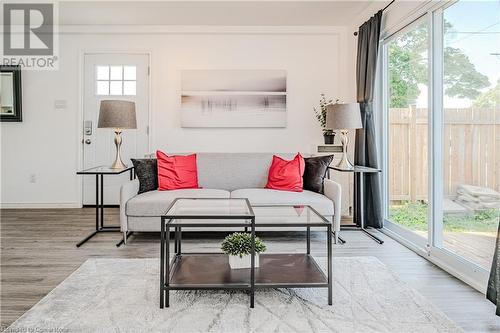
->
[58, 1, 381, 26]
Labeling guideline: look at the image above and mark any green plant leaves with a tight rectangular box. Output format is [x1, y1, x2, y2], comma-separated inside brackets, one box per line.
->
[221, 232, 267, 257]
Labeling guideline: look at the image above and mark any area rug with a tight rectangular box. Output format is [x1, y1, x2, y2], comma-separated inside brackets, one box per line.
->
[5, 257, 461, 333]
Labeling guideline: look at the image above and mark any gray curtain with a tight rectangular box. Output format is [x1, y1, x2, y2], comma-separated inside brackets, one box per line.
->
[487, 216, 500, 315]
[354, 10, 383, 228]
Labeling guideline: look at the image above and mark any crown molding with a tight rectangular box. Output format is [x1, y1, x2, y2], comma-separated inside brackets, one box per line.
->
[56, 25, 346, 35]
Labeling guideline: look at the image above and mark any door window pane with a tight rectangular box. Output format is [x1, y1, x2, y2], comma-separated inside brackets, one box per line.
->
[123, 81, 136, 95]
[96, 66, 109, 80]
[95, 65, 136, 96]
[123, 66, 136, 80]
[110, 66, 123, 80]
[96, 81, 109, 95]
[441, 0, 500, 269]
[109, 81, 123, 95]
[387, 22, 430, 240]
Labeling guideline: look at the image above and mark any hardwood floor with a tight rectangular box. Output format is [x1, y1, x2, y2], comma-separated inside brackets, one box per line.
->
[1, 208, 499, 332]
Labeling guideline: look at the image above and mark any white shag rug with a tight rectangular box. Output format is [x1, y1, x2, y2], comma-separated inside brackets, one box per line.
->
[5, 257, 461, 333]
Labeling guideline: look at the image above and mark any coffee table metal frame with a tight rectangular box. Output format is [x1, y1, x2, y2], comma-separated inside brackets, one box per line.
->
[160, 198, 332, 309]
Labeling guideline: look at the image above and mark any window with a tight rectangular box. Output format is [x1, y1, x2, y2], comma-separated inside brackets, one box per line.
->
[96, 65, 136, 96]
[438, 0, 500, 270]
[382, 0, 500, 288]
[385, 20, 430, 244]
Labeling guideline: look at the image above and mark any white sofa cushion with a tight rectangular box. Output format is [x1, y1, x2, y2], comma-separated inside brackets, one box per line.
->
[230, 188, 334, 216]
[126, 189, 230, 217]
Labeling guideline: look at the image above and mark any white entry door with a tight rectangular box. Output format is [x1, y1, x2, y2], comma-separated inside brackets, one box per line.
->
[82, 53, 149, 205]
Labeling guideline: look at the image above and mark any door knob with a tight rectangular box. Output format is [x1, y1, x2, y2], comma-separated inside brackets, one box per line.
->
[85, 139, 91, 144]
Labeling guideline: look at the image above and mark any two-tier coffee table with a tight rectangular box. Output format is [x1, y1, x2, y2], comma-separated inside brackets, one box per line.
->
[160, 198, 332, 308]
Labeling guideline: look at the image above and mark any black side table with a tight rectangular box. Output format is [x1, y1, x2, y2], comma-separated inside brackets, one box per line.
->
[76, 166, 134, 247]
[329, 165, 384, 244]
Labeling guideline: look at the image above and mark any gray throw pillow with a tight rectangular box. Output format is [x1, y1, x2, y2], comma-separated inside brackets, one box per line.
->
[131, 158, 158, 194]
[303, 155, 334, 194]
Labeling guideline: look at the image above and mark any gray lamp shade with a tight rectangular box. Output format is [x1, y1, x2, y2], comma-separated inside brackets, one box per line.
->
[98, 100, 137, 129]
[325, 103, 362, 130]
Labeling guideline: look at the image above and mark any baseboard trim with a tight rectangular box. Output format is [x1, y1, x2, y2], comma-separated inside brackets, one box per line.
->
[82, 204, 120, 209]
[0, 202, 81, 209]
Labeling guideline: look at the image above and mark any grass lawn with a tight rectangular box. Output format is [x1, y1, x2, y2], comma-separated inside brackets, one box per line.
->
[389, 201, 499, 233]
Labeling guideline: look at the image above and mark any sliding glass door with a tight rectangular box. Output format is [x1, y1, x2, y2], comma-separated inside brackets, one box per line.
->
[437, 0, 500, 271]
[383, 0, 500, 289]
[385, 19, 429, 247]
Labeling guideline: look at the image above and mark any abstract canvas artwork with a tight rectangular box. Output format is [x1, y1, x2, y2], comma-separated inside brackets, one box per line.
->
[181, 70, 287, 128]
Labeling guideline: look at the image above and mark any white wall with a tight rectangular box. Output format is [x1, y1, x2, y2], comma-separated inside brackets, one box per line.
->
[0, 27, 355, 212]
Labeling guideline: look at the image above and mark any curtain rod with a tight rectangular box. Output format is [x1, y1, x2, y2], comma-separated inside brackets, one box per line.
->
[353, 0, 395, 36]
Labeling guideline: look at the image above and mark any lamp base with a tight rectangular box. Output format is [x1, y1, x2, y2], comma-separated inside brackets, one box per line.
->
[110, 129, 127, 169]
[335, 155, 354, 170]
[335, 130, 354, 170]
[111, 158, 127, 170]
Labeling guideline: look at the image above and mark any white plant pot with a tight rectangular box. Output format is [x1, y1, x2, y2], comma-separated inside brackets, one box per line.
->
[228, 254, 260, 269]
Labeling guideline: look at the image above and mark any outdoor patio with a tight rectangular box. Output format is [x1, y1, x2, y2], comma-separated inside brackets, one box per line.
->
[388, 105, 499, 271]
[391, 202, 499, 270]
[444, 231, 496, 270]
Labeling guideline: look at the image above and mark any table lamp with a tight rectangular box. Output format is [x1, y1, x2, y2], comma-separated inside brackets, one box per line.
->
[326, 103, 362, 170]
[97, 100, 137, 169]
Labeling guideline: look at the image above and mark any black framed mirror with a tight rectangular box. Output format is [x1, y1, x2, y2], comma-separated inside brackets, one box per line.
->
[0, 65, 22, 122]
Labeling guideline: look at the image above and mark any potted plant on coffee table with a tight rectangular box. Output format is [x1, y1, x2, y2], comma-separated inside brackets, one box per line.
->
[314, 94, 339, 144]
[221, 232, 267, 269]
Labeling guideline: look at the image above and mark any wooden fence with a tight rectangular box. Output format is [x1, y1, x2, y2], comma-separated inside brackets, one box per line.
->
[389, 106, 500, 201]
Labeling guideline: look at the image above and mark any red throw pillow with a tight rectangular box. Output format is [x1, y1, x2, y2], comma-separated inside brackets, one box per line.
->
[156, 151, 199, 190]
[265, 153, 305, 192]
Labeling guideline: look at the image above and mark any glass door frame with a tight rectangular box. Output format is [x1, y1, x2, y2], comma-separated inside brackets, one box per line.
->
[381, 14, 431, 252]
[380, 1, 490, 292]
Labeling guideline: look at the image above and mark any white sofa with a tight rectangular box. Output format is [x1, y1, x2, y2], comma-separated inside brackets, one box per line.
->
[120, 153, 342, 243]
